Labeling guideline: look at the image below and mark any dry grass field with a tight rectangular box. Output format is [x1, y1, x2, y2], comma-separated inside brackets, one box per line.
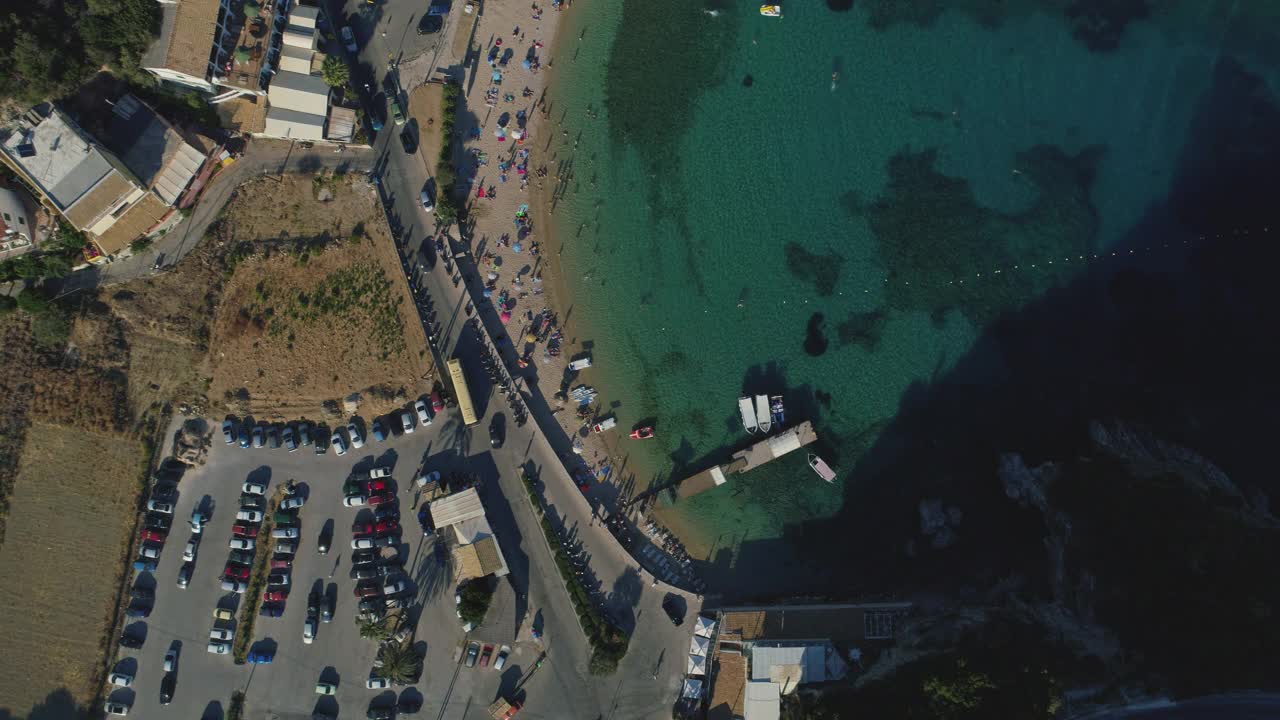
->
[0, 422, 144, 717]
[206, 174, 434, 420]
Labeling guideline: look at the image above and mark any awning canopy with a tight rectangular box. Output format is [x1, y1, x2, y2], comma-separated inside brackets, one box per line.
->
[686, 654, 706, 676]
[689, 634, 709, 656]
[694, 615, 717, 638]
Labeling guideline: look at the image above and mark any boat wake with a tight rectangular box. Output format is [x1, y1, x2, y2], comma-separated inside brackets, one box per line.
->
[704, 9, 720, 17]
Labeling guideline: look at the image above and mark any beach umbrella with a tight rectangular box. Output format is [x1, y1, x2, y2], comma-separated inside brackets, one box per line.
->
[500, 311, 512, 323]
[487, 272, 498, 280]
[495, 128, 506, 138]
[525, 333, 537, 343]
[512, 243, 523, 253]
[483, 289, 493, 298]
[477, 187, 485, 198]
[511, 130, 524, 140]
[492, 70, 502, 82]
[522, 59, 531, 70]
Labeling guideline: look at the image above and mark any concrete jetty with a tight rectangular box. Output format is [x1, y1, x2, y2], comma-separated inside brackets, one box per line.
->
[677, 421, 818, 498]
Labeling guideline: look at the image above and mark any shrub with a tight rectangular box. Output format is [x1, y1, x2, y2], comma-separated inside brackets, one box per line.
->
[458, 580, 494, 626]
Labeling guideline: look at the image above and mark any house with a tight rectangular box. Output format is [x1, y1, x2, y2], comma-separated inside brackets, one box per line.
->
[0, 187, 39, 258]
[142, 0, 282, 102]
[428, 487, 510, 579]
[262, 3, 331, 140]
[104, 95, 207, 208]
[0, 107, 164, 256]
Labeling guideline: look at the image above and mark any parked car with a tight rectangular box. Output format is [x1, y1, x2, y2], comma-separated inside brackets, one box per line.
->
[267, 426, 282, 449]
[344, 494, 369, 508]
[164, 648, 178, 672]
[488, 415, 503, 448]
[431, 391, 444, 413]
[314, 426, 329, 454]
[276, 540, 298, 555]
[416, 470, 441, 489]
[104, 701, 131, 716]
[119, 632, 144, 649]
[367, 479, 389, 493]
[352, 521, 374, 536]
[494, 645, 510, 671]
[243, 480, 267, 495]
[332, 430, 348, 456]
[267, 571, 291, 586]
[144, 512, 171, 531]
[368, 705, 394, 720]
[303, 616, 317, 644]
[272, 526, 299, 539]
[222, 419, 236, 444]
[414, 399, 433, 426]
[416, 13, 443, 34]
[366, 676, 391, 690]
[283, 426, 298, 452]
[479, 643, 494, 668]
[298, 422, 313, 446]
[147, 499, 175, 514]
[375, 519, 399, 534]
[417, 507, 435, 536]
[236, 509, 263, 523]
[341, 26, 357, 52]
[280, 495, 306, 510]
[273, 511, 297, 525]
[369, 467, 391, 479]
[109, 670, 134, 687]
[383, 579, 408, 595]
[210, 628, 235, 641]
[318, 523, 333, 554]
[354, 582, 382, 598]
[125, 601, 151, 618]
[183, 539, 198, 561]
[373, 534, 396, 548]
[259, 604, 285, 618]
[426, 0, 451, 15]
[399, 410, 415, 434]
[141, 529, 166, 544]
[238, 425, 251, 448]
[139, 544, 161, 559]
[189, 510, 207, 533]
[247, 648, 274, 664]
[374, 504, 400, 522]
[252, 425, 265, 448]
[232, 523, 257, 538]
[352, 549, 377, 565]
[351, 537, 375, 550]
[229, 538, 255, 550]
[316, 681, 338, 695]
[399, 695, 423, 714]
[132, 559, 157, 572]
[224, 565, 250, 580]
[229, 550, 255, 565]
[131, 586, 154, 601]
[214, 607, 235, 621]
[240, 493, 265, 509]
[368, 491, 394, 506]
[322, 594, 335, 622]
[263, 589, 287, 603]
[347, 421, 365, 448]
[420, 186, 434, 214]
[353, 566, 378, 580]
[221, 579, 248, 593]
[464, 641, 480, 667]
[271, 558, 292, 570]
[371, 418, 388, 442]
[207, 641, 231, 655]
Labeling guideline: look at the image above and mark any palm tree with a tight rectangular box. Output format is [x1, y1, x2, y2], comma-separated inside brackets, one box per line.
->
[321, 55, 349, 88]
[357, 617, 390, 641]
[378, 643, 421, 684]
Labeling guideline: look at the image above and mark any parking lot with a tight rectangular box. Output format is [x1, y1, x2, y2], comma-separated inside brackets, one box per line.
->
[112, 410, 546, 720]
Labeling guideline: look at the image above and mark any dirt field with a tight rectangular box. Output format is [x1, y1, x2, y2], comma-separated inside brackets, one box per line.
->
[206, 173, 434, 420]
[408, 83, 446, 174]
[0, 422, 144, 717]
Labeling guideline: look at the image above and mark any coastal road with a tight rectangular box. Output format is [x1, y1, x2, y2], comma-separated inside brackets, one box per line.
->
[1068, 694, 1280, 720]
[337, 0, 701, 715]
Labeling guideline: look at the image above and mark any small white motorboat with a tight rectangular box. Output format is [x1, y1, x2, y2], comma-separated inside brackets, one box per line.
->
[755, 394, 772, 434]
[569, 356, 592, 371]
[808, 454, 837, 483]
[739, 396, 759, 434]
[592, 417, 616, 433]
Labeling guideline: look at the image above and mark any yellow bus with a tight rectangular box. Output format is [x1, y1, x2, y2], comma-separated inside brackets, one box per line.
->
[447, 358, 478, 426]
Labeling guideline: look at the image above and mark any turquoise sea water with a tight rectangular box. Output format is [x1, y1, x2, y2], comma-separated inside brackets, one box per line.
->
[539, 1, 1280, 598]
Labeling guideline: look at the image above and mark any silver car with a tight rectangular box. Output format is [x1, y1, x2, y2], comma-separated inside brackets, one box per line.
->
[347, 421, 365, 448]
[331, 430, 348, 456]
[400, 410, 415, 434]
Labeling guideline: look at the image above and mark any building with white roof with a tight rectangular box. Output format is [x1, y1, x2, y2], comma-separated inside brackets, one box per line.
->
[428, 487, 510, 578]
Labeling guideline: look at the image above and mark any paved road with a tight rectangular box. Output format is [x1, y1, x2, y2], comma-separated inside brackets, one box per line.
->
[1069, 694, 1280, 720]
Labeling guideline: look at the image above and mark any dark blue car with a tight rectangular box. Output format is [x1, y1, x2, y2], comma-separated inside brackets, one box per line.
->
[259, 603, 284, 618]
[426, 0, 450, 16]
[248, 648, 275, 664]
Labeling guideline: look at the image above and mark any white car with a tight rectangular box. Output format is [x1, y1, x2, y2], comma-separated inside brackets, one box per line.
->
[214, 607, 235, 621]
[109, 671, 134, 687]
[351, 537, 375, 550]
[400, 410, 415, 434]
[331, 431, 348, 456]
[366, 676, 391, 689]
[344, 494, 368, 508]
[494, 645, 510, 671]
[164, 648, 178, 672]
[276, 540, 298, 555]
[207, 641, 231, 655]
[243, 480, 267, 495]
[414, 399, 432, 426]
[236, 509, 263, 523]
[147, 499, 174, 514]
[210, 628, 235, 641]
[183, 539, 198, 561]
[139, 544, 161, 559]
[416, 470, 440, 488]
[347, 422, 365, 448]
[383, 579, 407, 595]
[280, 496, 306, 510]
[316, 681, 337, 695]
[272, 526, 299, 539]
[369, 467, 391, 479]
[228, 538, 255, 550]
[303, 617, 316, 644]
[104, 701, 131, 716]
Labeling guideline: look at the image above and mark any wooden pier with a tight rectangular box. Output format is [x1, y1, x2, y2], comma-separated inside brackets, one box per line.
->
[676, 421, 818, 499]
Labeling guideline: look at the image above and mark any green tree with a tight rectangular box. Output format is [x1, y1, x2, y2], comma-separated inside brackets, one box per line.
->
[0, 295, 16, 314]
[922, 659, 996, 718]
[377, 643, 421, 684]
[130, 237, 153, 253]
[434, 197, 458, 226]
[40, 254, 73, 278]
[457, 580, 493, 626]
[357, 617, 391, 641]
[321, 55, 350, 88]
[50, 225, 89, 254]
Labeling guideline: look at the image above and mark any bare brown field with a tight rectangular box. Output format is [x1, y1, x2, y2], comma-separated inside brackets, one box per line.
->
[206, 174, 434, 420]
[0, 422, 144, 717]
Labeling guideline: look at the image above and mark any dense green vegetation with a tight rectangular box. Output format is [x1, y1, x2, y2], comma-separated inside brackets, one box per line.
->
[457, 579, 493, 626]
[434, 82, 461, 225]
[321, 55, 350, 88]
[0, 0, 161, 104]
[0, 225, 91, 283]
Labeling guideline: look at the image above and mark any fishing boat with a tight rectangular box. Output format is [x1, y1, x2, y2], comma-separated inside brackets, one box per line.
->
[592, 417, 616, 433]
[760, 4, 781, 17]
[770, 395, 785, 426]
[568, 356, 592, 371]
[808, 454, 837, 483]
[630, 426, 654, 440]
[755, 394, 772, 434]
[739, 396, 759, 434]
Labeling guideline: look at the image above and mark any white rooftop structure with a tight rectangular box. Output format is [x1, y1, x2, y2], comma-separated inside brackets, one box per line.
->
[750, 644, 827, 690]
[689, 634, 709, 657]
[261, 0, 328, 142]
[743, 681, 781, 720]
[2, 111, 115, 211]
[694, 615, 717, 637]
[680, 678, 703, 700]
[686, 653, 706, 676]
[278, 44, 314, 74]
[430, 487, 485, 527]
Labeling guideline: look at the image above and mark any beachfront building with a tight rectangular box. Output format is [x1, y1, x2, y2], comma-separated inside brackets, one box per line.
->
[700, 602, 911, 720]
[428, 487, 510, 579]
[261, 3, 333, 141]
[143, 0, 283, 101]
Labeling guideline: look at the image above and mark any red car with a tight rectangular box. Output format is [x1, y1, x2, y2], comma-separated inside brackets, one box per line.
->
[270, 558, 292, 570]
[577, 480, 591, 493]
[224, 565, 250, 580]
[141, 529, 166, 544]
[366, 479, 388, 493]
[232, 523, 257, 538]
[479, 644, 494, 668]
[263, 589, 287, 602]
[351, 522, 374, 536]
[354, 582, 382, 598]
[375, 519, 399, 534]
[367, 491, 394, 506]
[431, 392, 444, 413]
